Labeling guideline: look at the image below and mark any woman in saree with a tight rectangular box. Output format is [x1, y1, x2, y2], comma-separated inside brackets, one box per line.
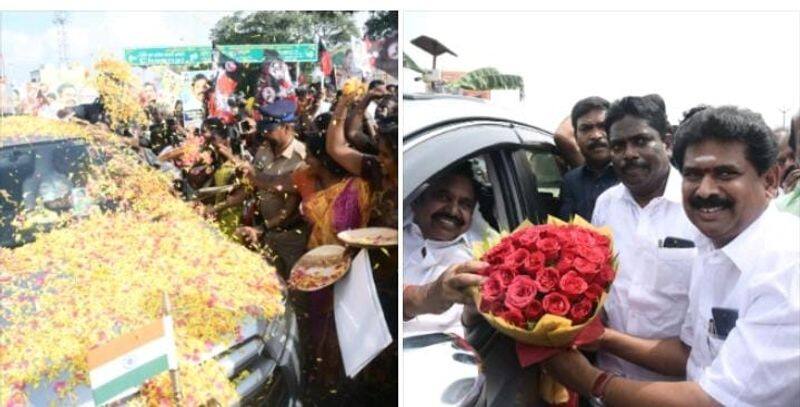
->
[327, 88, 398, 228]
[292, 114, 373, 400]
[298, 117, 372, 247]
[324, 87, 399, 402]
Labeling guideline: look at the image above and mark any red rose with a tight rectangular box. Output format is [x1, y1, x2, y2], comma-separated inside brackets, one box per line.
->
[573, 229, 597, 246]
[523, 299, 544, 320]
[592, 264, 615, 287]
[572, 256, 599, 275]
[535, 267, 560, 293]
[595, 234, 611, 248]
[581, 246, 609, 265]
[559, 271, 589, 296]
[516, 228, 540, 248]
[505, 248, 530, 269]
[536, 237, 561, 260]
[481, 274, 506, 303]
[584, 283, 604, 301]
[480, 298, 505, 314]
[569, 298, 594, 323]
[542, 292, 571, 316]
[499, 305, 526, 328]
[483, 240, 514, 264]
[504, 275, 538, 309]
[555, 255, 574, 274]
[522, 251, 546, 277]
[489, 264, 517, 286]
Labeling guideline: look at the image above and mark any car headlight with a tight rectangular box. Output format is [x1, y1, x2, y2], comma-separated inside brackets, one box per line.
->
[261, 274, 292, 353]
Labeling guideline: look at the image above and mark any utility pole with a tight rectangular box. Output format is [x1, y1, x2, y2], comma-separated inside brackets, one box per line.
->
[53, 11, 69, 66]
[0, 12, 5, 81]
[779, 106, 789, 129]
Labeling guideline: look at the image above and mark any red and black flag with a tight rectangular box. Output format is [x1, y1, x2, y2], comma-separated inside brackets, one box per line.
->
[375, 31, 398, 79]
[207, 45, 243, 124]
[318, 38, 336, 89]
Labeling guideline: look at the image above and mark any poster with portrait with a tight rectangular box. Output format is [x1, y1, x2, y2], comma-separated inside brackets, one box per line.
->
[256, 49, 295, 108]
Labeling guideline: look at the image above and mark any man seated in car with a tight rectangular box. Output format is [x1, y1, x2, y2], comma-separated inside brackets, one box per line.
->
[404, 161, 547, 406]
[402, 162, 487, 337]
[22, 150, 75, 212]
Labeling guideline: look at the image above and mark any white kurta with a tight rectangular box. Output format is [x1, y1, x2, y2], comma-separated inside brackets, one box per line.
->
[403, 221, 473, 338]
[592, 167, 700, 380]
[681, 205, 800, 407]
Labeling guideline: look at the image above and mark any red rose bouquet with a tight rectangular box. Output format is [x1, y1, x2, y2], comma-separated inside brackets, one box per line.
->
[471, 215, 617, 404]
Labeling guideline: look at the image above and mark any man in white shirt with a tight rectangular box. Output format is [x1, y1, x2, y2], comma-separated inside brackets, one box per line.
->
[544, 105, 799, 406]
[403, 162, 487, 337]
[591, 94, 700, 381]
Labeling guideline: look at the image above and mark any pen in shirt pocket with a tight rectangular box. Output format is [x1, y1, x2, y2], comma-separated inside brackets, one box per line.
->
[659, 236, 696, 248]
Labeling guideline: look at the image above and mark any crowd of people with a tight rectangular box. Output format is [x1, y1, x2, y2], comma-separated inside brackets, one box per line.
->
[4, 69, 400, 403]
[154, 79, 399, 404]
[403, 94, 800, 406]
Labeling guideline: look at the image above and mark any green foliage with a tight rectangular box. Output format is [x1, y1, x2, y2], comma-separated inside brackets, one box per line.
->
[210, 11, 358, 48]
[364, 11, 398, 40]
[403, 53, 424, 74]
[449, 67, 524, 91]
[209, 12, 358, 93]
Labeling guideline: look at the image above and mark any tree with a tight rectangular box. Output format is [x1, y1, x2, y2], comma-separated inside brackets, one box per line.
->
[210, 11, 358, 48]
[403, 53, 425, 74]
[364, 11, 397, 40]
[448, 67, 525, 99]
[209, 12, 359, 90]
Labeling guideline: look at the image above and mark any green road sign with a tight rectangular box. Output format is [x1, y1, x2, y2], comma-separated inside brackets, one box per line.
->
[124, 44, 317, 66]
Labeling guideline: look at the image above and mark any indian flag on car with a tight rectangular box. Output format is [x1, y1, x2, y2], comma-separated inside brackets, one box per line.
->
[87, 317, 179, 405]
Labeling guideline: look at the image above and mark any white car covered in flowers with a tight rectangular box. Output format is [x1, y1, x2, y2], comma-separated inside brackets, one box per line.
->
[0, 117, 301, 406]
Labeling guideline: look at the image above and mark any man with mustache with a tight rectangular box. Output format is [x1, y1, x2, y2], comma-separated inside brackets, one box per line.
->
[543, 105, 799, 406]
[236, 99, 309, 276]
[405, 163, 548, 406]
[558, 96, 619, 221]
[403, 162, 486, 337]
[588, 94, 700, 381]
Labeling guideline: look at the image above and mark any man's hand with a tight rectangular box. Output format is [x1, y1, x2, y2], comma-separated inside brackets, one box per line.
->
[431, 260, 488, 308]
[403, 260, 488, 321]
[201, 205, 217, 219]
[543, 348, 601, 396]
[235, 226, 263, 246]
[578, 327, 608, 352]
[237, 161, 255, 179]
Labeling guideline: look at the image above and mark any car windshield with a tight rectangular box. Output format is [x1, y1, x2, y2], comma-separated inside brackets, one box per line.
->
[0, 138, 101, 247]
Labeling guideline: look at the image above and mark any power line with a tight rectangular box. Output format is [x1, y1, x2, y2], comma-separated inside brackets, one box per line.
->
[53, 11, 69, 66]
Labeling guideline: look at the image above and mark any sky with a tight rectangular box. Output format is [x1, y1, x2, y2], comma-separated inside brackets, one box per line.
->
[404, 11, 800, 130]
[0, 10, 370, 88]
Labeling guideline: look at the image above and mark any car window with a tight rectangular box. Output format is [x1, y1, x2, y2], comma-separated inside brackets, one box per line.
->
[0, 140, 97, 247]
[519, 149, 563, 198]
[403, 122, 519, 202]
[404, 153, 506, 242]
[510, 148, 564, 224]
[468, 155, 502, 232]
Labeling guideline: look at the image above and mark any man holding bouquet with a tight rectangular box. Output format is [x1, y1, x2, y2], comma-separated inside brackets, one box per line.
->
[403, 162, 486, 336]
[590, 94, 700, 381]
[544, 106, 800, 406]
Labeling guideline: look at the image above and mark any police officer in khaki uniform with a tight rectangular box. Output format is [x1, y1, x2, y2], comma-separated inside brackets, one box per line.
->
[237, 99, 308, 276]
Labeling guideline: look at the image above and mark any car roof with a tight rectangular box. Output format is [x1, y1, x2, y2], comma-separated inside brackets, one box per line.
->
[0, 134, 85, 147]
[403, 93, 545, 139]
